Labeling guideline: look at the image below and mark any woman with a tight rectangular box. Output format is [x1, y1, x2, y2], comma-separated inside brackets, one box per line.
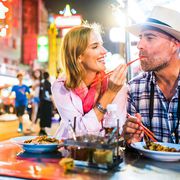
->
[52, 24, 127, 139]
[29, 69, 42, 132]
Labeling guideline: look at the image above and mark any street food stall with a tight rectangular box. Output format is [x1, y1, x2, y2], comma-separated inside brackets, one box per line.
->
[0, 134, 179, 180]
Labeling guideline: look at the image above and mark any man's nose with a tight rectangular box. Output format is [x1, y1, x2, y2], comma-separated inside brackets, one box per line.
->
[137, 39, 146, 50]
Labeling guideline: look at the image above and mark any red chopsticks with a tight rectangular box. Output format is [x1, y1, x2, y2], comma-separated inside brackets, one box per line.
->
[90, 70, 113, 87]
[91, 57, 142, 87]
[136, 121, 158, 142]
[77, 57, 142, 93]
[126, 57, 141, 66]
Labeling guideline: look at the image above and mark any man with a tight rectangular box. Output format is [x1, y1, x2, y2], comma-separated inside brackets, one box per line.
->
[11, 72, 30, 133]
[39, 72, 53, 135]
[123, 6, 180, 144]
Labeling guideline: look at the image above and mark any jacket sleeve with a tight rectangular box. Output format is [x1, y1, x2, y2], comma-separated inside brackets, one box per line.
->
[51, 79, 102, 139]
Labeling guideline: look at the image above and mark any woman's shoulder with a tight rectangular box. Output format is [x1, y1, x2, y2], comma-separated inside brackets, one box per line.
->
[52, 77, 69, 94]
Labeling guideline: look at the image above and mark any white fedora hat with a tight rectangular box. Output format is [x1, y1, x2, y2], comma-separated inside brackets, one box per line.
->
[126, 6, 180, 41]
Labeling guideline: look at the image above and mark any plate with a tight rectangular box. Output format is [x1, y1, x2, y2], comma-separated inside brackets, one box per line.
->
[10, 136, 60, 153]
[131, 142, 180, 162]
[17, 151, 62, 161]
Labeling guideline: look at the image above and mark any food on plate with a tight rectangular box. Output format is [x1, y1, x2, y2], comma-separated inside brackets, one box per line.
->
[144, 142, 180, 152]
[24, 136, 60, 144]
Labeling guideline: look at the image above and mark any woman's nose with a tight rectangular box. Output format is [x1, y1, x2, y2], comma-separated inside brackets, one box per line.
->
[101, 46, 108, 54]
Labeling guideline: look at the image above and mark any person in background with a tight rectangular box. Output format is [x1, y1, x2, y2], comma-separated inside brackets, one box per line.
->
[11, 72, 30, 133]
[39, 71, 53, 135]
[29, 69, 42, 132]
[0, 84, 10, 90]
[52, 23, 127, 140]
[123, 6, 180, 144]
[0, 84, 11, 114]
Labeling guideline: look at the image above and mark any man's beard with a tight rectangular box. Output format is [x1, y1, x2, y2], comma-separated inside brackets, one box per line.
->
[141, 59, 169, 72]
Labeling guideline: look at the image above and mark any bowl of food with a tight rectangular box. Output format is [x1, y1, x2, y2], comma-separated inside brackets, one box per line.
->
[11, 136, 61, 153]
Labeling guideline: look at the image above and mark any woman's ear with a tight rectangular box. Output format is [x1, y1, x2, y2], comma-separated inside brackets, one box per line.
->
[78, 55, 82, 63]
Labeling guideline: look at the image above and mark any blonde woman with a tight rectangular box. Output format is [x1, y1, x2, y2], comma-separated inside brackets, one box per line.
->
[52, 24, 127, 139]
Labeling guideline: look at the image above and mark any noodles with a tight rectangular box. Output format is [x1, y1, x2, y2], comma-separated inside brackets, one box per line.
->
[144, 142, 180, 152]
[24, 136, 59, 144]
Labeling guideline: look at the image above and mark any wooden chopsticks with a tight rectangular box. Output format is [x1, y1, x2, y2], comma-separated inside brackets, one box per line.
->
[136, 121, 158, 142]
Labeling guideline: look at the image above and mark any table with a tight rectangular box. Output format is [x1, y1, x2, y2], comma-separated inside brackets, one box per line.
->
[0, 140, 179, 180]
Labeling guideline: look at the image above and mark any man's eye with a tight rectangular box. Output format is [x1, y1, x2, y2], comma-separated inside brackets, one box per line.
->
[147, 37, 153, 40]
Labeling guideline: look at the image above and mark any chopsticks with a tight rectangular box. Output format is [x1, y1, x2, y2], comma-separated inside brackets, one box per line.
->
[126, 57, 141, 66]
[91, 57, 142, 87]
[76, 57, 142, 93]
[136, 121, 158, 142]
[90, 70, 113, 87]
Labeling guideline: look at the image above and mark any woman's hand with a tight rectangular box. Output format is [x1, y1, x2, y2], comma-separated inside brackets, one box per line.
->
[108, 64, 127, 93]
[122, 113, 144, 145]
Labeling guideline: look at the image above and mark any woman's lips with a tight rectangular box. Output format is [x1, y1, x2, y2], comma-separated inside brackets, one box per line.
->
[98, 60, 105, 65]
[97, 57, 105, 63]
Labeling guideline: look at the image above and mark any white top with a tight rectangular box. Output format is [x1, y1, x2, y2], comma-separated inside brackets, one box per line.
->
[52, 78, 127, 140]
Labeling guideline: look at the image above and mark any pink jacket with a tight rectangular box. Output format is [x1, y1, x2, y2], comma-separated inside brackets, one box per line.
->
[52, 78, 127, 139]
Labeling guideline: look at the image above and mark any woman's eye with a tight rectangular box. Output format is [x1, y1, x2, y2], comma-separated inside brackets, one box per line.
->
[92, 45, 98, 49]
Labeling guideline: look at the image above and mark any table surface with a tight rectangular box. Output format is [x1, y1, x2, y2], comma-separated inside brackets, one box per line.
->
[0, 140, 179, 180]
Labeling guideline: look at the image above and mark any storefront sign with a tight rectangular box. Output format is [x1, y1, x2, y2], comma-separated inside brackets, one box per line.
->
[54, 15, 82, 28]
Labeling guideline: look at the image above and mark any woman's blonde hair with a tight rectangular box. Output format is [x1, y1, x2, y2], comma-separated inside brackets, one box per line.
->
[60, 23, 102, 89]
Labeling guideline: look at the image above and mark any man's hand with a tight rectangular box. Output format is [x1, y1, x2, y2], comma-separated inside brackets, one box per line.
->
[122, 113, 144, 145]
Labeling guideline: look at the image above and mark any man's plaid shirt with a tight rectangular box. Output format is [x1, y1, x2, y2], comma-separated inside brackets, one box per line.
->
[127, 71, 180, 143]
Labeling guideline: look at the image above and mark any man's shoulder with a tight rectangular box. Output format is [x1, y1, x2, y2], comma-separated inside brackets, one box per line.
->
[128, 72, 150, 85]
[127, 72, 152, 95]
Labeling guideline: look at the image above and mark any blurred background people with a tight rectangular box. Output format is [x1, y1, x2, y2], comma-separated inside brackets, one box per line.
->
[0, 84, 12, 114]
[0, 84, 11, 90]
[39, 71, 53, 135]
[10, 72, 30, 133]
[29, 69, 42, 132]
[52, 24, 127, 140]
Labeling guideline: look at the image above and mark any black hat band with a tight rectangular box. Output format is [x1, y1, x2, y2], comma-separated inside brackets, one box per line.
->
[147, 18, 171, 28]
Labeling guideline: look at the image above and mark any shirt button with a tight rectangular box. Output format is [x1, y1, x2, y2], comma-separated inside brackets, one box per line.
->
[169, 113, 173, 118]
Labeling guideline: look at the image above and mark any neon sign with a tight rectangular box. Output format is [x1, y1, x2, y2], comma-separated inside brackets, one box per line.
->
[0, 2, 8, 19]
[54, 15, 82, 28]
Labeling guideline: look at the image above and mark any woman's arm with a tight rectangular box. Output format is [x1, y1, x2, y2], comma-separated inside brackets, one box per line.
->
[52, 79, 102, 139]
[94, 64, 127, 121]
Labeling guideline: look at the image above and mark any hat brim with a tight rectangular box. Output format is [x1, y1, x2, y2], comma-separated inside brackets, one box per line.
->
[126, 22, 180, 41]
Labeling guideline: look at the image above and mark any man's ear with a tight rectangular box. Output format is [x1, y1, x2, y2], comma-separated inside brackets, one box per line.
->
[171, 39, 179, 53]
[174, 40, 180, 59]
